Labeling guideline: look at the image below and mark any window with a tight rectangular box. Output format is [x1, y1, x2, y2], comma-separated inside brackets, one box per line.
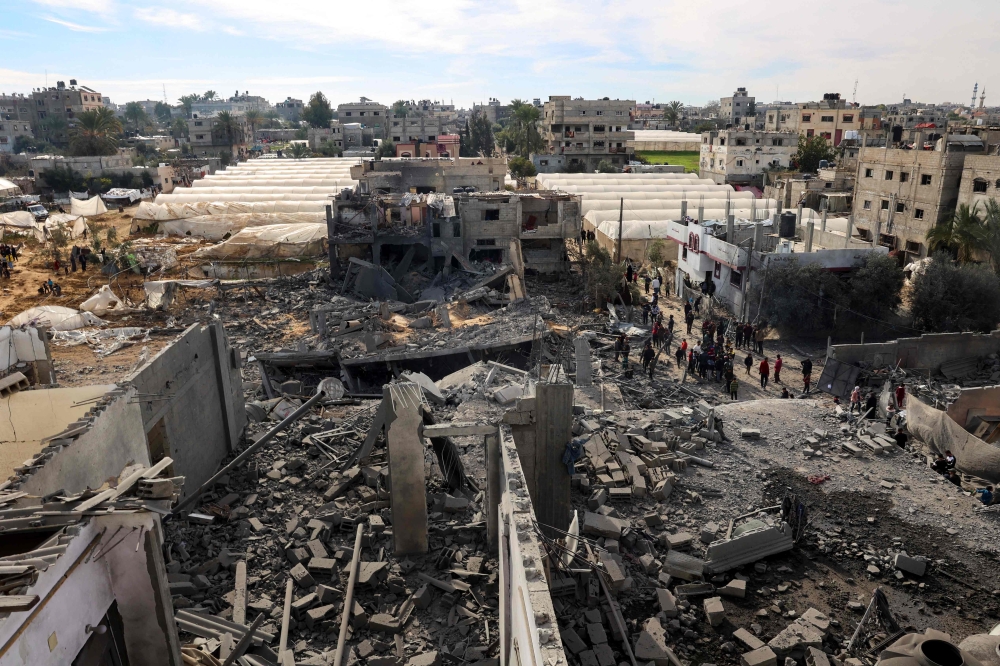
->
[921, 174, 932, 185]
[393, 136, 400, 142]
[476, 239, 496, 246]
[719, 138, 725, 146]
[344, 111, 352, 116]
[195, 134, 204, 140]
[820, 132, 831, 140]
[453, 221, 461, 237]
[755, 138, 760, 144]
[802, 114, 811, 122]
[194, 121, 203, 126]
[729, 270, 743, 287]
[900, 172, 909, 183]
[736, 159, 743, 166]
[863, 200, 872, 210]
[881, 200, 889, 210]
[736, 138, 746, 146]
[593, 125, 605, 132]
[884, 170, 894, 181]
[772, 138, 783, 146]
[821, 115, 834, 122]
[359, 111, 366, 116]
[842, 114, 854, 122]
[806, 129, 814, 137]
[373, 111, 380, 116]
[895, 202, 905, 213]
[974, 179, 989, 193]
[914, 209, 924, 219]
[393, 121, 400, 127]
[615, 110, 624, 116]
[432, 222, 441, 237]
[483, 209, 500, 221]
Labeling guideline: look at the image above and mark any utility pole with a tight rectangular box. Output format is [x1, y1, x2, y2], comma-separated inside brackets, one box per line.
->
[616, 197, 624, 263]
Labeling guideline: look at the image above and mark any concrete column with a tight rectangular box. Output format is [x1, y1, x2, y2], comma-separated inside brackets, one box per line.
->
[805, 221, 815, 252]
[821, 209, 828, 233]
[485, 431, 501, 551]
[435, 303, 451, 328]
[796, 203, 804, 229]
[574, 335, 593, 387]
[844, 215, 854, 248]
[756, 219, 766, 248]
[384, 383, 428, 554]
[697, 205, 704, 223]
[724, 198, 731, 221]
[777, 200, 783, 214]
[680, 200, 688, 219]
[326, 204, 338, 279]
[534, 381, 574, 538]
[726, 214, 735, 242]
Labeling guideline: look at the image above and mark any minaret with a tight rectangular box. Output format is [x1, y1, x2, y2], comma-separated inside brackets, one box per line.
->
[980, 88, 986, 109]
[972, 82, 978, 109]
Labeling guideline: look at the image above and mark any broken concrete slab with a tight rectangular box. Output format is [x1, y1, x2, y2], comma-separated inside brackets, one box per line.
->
[400, 371, 445, 405]
[704, 522, 794, 574]
[893, 553, 927, 576]
[718, 579, 747, 598]
[734, 628, 766, 651]
[767, 618, 825, 655]
[704, 596, 726, 627]
[634, 617, 680, 666]
[384, 383, 429, 554]
[583, 511, 623, 539]
[656, 588, 678, 617]
[742, 647, 778, 666]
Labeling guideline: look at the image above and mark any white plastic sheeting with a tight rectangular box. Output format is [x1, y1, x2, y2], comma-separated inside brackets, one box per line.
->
[43, 213, 88, 239]
[0, 325, 49, 372]
[192, 223, 328, 260]
[9, 305, 106, 331]
[144, 279, 218, 309]
[596, 220, 679, 240]
[0, 178, 22, 197]
[585, 204, 781, 227]
[182, 186, 353, 195]
[134, 200, 328, 220]
[193, 179, 355, 188]
[70, 195, 108, 216]
[536, 172, 692, 185]
[0, 211, 37, 228]
[52, 327, 148, 356]
[582, 195, 756, 215]
[156, 193, 333, 203]
[103, 188, 142, 203]
[80, 285, 128, 316]
[159, 212, 326, 240]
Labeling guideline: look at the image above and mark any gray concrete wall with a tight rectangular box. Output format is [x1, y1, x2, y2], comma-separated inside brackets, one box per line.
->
[830, 330, 1000, 371]
[22, 389, 150, 496]
[127, 320, 246, 497]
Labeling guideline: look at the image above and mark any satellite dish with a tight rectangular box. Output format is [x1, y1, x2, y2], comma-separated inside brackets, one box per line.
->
[317, 377, 345, 400]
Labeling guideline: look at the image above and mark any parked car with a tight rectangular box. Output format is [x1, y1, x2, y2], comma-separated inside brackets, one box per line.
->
[27, 204, 48, 221]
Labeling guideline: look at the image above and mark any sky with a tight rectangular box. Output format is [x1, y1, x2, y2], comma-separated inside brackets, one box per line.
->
[1, 0, 996, 110]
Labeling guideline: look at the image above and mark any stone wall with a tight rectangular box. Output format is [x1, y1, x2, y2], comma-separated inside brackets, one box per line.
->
[829, 330, 1000, 371]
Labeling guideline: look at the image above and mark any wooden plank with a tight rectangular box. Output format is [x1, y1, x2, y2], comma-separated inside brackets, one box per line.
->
[232, 561, 247, 626]
[0, 595, 38, 612]
[421, 423, 497, 438]
[278, 578, 293, 657]
[221, 613, 264, 666]
[333, 524, 364, 666]
[72, 457, 174, 513]
[487, 361, 529, 376]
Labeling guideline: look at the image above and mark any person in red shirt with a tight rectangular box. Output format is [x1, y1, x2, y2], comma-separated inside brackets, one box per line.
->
[895, 384, 905, 409]
[759, 357, 770, 389]
[774, 354, 783, 383]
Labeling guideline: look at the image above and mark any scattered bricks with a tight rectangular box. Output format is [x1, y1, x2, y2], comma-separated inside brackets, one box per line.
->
[291, 592, 318, 614]
[701, 522, 720, 544]
[358, 561, 389, 587]
[587, 623, 609, 644]
[656, 588, 678, 617]
[704, 596, 726, 627]
[307, 558, 337, 576]
[583, 511, 623, 539]
[742, 647, 778, 666]
[248, 517, 266, 532]
[593, 644, 616, 666]
[169, 581, 197, 596]
[369, 515, 386, 533]
[643, 512, 663, 528]
[406, 651, 440, 666]
[639, 554, 661, 575]
[316, 585, 341, 604]
[350, 600, 369, 629]
[767, 619, 825, 655]
[806, 646, 832, 666]
[549, 578, 577, 597]
[413, 584, 432, 610]
[289, 563, 315, 589]
[734, 628, 766, 651]
[466, 556, 484, 574]
[306, 539, 329, 560]
[800, 608, 831, 633]
[579, 650, 599, 666]
[813, 429, 828, 440]
[740, 429, 761, 440]
[893, 553, 927, 576]
[657, 572, 673, 588]
[841, 442, 863, 456]
[601, 555, 628, 592]
[675, 582, 715, 598]
[587, 488, 608, 511]
[662, 532, 694, 550]
[562, 627, 587, 654]
[634, 617, 677, 666]
[443, 495, 470, 513]
[305, 604, 335, 629]
[664, 550, 705, 581]
[369, 613, 400, 634]
[285, 517, 300, 535]
[718, 579, 747, 599]
[631, 477, 647, 498]
[608, 487, 632, 501]
[369, 658, 400, 666]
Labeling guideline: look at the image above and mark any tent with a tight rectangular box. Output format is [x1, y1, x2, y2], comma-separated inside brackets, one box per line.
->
[43, 213, 88, 239]
[102, 188, 142, 204]
[8, 305, 105, 331]
[71, 195, 108, 217]
[192, 223, 328, 260]
[0, 178, 22, 198]
[0, 211, 44, 241]
[157, 212, 326, 240]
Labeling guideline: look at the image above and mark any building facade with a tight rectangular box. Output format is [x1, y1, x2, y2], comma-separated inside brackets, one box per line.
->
[720, 87, 755, 124]
[275, 97, 304, 122]
[957, 154, 1000, 213]
[699, 129, 797, 185]
[190, 92, 270, 118]
[851, 134, 985, 258]
[541, 96, 635, 171]
[337, 98, 388, 140]
[29, 80, 106, 146]
[0, 93, 35, 153]
[796, 94, 862, 146]
[187, 116, 250, 158]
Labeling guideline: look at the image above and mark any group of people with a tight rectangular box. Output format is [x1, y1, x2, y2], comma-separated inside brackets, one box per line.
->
[0, 243, 19, 279]
[734, 322, 766, 355]
[37, 279, 62, 296]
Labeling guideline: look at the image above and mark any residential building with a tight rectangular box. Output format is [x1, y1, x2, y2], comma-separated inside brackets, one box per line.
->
[957, 154, 1000, 212]
[187, 115, 250, 158]
[352, 157, 507, 194]
[395, 135, 460, 159]
[337, 97, 388, 140]
[308, 125, 343, 151]
[720, 87, 755, 124]
[797, 94, 862, 146]
[759, 101, 799, 132]
[764, 166, 855, 213]
[541, 96, 635, 170]
[29, 79, 105, 146]
[275, 96, 304, 122]
[341, 122, 366, 150]
[389, 114, 452, 144]
[190, 92, 270, 118]
[0, 93, 34, 152]
[851, 133, 985, 258]
[472, 98, 511, 124]
[699, 129, 797, 185]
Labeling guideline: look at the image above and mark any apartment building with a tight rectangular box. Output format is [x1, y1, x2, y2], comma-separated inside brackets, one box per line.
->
[307, 124, 343, 151]
[190, 92, 270, 118]
[472, 98, 511, 124]
[720, 87, 755, 124]
[851, 134, 985, 258]
[187, 115, 250, 157]
[541, 96, 635, 170]
[337, 98, 388, 139]
[699, 129, 797, 185]
[957, 154, 1000, 212]
[797, 94, 862, 146]
[29, 79, 105, 145]
[0, 93, 34, 152]
[759, 101, 799, 131]
[275, 97, 304, 122]
[389, 115, 454, 144]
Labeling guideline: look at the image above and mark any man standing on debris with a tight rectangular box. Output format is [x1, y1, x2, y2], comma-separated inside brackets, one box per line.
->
[644, 273, 651, 294]
[685, 309, 695, 334]
[754, 326, 765, 354]
[641, 340, 655, 372]
[735, 324, 744, 349]
[894, 383, 906, 409]
[626, 261, 634, 283]
[744, 352, 753, 375]
[614, 333, 626, 362]
[642, 302, 651, 326]
[759, 356, 770, 389]
[774, 354, 783, 383]
[675, 343, 685, 368]
[652, 274, 661, 296]
[802, 357, 813, 393]
[850, 386, 862, 414]
[730, 376, 739, 400]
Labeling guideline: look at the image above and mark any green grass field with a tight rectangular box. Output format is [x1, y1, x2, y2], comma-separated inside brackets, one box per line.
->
[635, 150, 701, 173]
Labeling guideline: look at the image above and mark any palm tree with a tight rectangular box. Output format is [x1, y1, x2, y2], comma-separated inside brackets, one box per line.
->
[289, 143, 310, 159]
[980, 199, 1000, 274]
[926, 203, 984, 263]
[244, 109, 262, 142]
[171, 118, 189, 140]
[212, 111, 242, 151]
[263, 109, 281, 128]
[203, 90, 217, 101]
[70, 107, 122, 156]
[39, 115, 68, 144]
[501, 100, 543, 158]
[123, 102, 150, 133]
[665, 101, 683, 128]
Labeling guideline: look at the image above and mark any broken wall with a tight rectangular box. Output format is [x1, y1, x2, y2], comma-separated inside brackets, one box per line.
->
[907, 395, 1000, 483]
[127, 321, 246, 498]
[829, 331, 1000, 371]
[946, 385, 1000, 428]
[0, 325, 55, 385]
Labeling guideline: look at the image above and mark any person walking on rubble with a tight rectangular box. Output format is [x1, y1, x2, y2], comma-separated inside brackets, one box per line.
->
[894, 383, 906, 409]
[644, 273, 651, 294]
[675, 344, 685, 368]
[641, 340, 655, 372]
[642, 302, 651, 326]
[802, 357, 813, 393]
[759, 356, 770, 389]
[774, 354, 783, 383]
[652, 275, 661, 296]
[744, 352, 753, 376]
[685, 309, 695, 334]
[735, 324, 744, 349]
[754, 326, 765, 354]
[614, 333, 625, 362]
[651, 320, 662, 349]
[850, 386, 862, 414]
[729, 376, 739, 400]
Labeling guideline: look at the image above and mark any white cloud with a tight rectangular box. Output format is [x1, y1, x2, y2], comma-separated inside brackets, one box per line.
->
[42, 16, 109, 32]
[32, 0, 114, 12]
[133, 7, 203, 30]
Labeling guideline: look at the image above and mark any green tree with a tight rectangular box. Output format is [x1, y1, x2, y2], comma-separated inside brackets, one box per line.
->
[39, 115, 68, 144]
[123, 102, 150, 132]
[202, 90, 217, 101]
[41, 165, 86, 192]
[507, 156, 536, 180]
[564, 161, 588, 173]
[693, 121, 715, 133]
[596, 160, 617, 173]
[375, 140, 396, 159]
[459, 119, 472, 157]
[69, 107, 122, 156]
[911, 253, 1000, 332]
[497, 100, 543, 158]
[293, 126, 308, 140]
[171, 118, 189, 139]
[926, 202, 984, 263]
[212, 111, 242, 150]
[178, 94, 199, 118]
[263, 109, 282, 128]
[244, 109, 263, 142]
[792, 134, 836, 172]
[648, 240, 666, 266]
[154, 101, 172, 124]
[302, 92, 333, 128]
[848, 252, 904, 319]
[664, 101, 683, 127]
[979, 199, 1000, 274]
[751, 258, 850, 336]
[289, 143, 310, 159]
[468, 111, 495, 157]
[391, 100, 408, 119]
